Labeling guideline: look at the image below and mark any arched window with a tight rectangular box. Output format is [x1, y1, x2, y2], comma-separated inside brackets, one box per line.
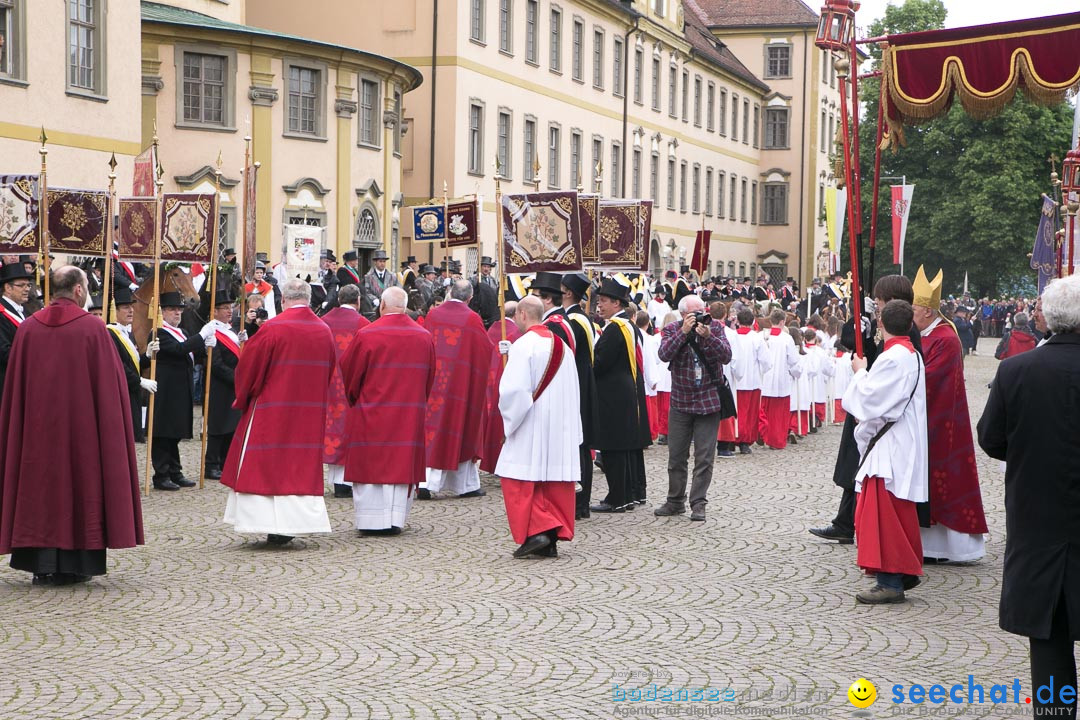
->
[355, 207, 379, 248]
[727, 260, 735, 276]
[739, 261, 746, 277]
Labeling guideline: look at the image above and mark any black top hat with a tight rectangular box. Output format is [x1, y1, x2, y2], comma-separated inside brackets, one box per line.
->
[321, 249, 338, 263]
[159, 291, 186, 308]
[530, 271, 563, 295]
[480, 256, 496, 267]
[255, 261, 266, 270]
[405, 256, 417, 264]
[372, 249, 389, 261]
[213, 290, 235, 306]
[89, 294, 104, 310]
[343, 250, 358, 262]
[421, 264, 436, 275]
[562, 272, 590, 299]
[113, 285, 136, 306]
[223, 247, 236, 257]
[596, 276, 631, 304]
[680, 265, 690, 274]
[256, 252, 269, 263]
[0, 263, 33, 284]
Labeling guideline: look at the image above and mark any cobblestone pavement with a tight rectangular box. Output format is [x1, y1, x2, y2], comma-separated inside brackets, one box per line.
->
[1, 338, 1028, 719]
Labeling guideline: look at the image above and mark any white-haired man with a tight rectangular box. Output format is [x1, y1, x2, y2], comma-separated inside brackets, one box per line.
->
[221, 278, 337, 545]
[979, 273, 1080, 719]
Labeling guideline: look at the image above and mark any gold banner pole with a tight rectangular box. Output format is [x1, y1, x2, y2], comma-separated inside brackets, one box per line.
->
[240, 136, 251, 345]
[38, 128, 50, 306]
[103, 154, 117, 323]
[143, 127, 164, 496]
[494, 157, 507, 365]
[198, 156, 224, 489]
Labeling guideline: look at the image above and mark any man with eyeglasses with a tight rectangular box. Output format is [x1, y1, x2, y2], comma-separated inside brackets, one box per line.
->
[0, 263, 33, 400]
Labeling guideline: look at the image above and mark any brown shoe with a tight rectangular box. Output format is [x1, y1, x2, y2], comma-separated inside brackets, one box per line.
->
[856, 586, 905, 604]
[653, 502, 686, 517]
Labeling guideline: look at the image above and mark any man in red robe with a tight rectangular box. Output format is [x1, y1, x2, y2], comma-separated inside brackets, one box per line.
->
[480, 299, 523, 475]
[321, 285, 370, 498]
[221, 278, 337, 545]
[420, 280, 494, 498]
[912, 266, 988, 562]
[0, 266, 143, 585]
[341, 286, 435, 535]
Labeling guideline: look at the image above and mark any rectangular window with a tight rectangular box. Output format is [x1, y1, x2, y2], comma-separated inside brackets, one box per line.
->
[668, 65, 677, 116]
[693, 76, 702, 126]
[829, 114, 835, 149]
[571, 18, 582, 80]
[679, 161, 688, 212]
[633, 48, 643, 104]
[393, 90, 402, 153]
[730, 94, 738, 140]
[740, 178, 748, 222]
[653, 0, 665, 15]
[820, 109, 827, 150]
[591, 137, 602, 192]
[499, 0, 513, 53]
[548, 125, 561, 188]
[0, 0, 21, 79]
[706, 83, 715, 131]
[650, 153, 659, 204]
[68, 0, 98, 91]
[497, 110, 512, 178]
[830, 58, 836, 88]
[751, 181, 758, 224]
[523, 118, 536, 182]
[468, 103, 484, 174]
[570, 131, 582, 189]
[651, 57, 661, 111]
[525, 1, 538, 64]
[632, 148, 642, 198]
[822, 49, 829, 84]
[613, 38, 624, 97]
[718, 89, 727, 135]
[691, 164, 700, 214]
[766, 45, 791, 78]
[611, 142, 622, 197]
[182, 53, 226, 125]
[765, 108, 789, 149]
[592, 30, 604, 89]
[681, 70, 689, 122]
[666, 158, 675, 210]
[764, 183, 789, 224]
[742, 99, 750, 144]
[753, 105, 760, 148]
[729, 175, 737, 221]
[470, 0, 485, 43]
[359, 79, 379, 146]
[818, 184, 826, 226]
[705, 168, 713, 216]
[287, 65, 320, 135]
[550, 8, 562, 73]
[717, 172, 726, 218]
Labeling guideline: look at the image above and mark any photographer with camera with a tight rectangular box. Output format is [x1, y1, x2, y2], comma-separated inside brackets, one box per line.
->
[654, 295, 733, 522]
[244, 293, 270, 339]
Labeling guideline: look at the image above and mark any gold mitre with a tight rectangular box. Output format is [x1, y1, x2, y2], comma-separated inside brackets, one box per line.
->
[912, 265, 943, 309]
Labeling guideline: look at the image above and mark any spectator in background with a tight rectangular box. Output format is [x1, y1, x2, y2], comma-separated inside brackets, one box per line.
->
[954, 307, 975, 357]
[995, 311, 1038, 359]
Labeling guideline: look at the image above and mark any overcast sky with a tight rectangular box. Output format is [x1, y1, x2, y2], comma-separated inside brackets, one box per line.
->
[850, 0, 1077, 35]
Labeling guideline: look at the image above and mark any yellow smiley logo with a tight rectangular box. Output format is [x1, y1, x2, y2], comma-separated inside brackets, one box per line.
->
[848, 678, 877, 708]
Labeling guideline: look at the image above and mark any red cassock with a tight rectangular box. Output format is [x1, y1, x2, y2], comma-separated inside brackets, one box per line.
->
[340, 313, 435, 485]
[922, 323, 989, 535]
[736, 389, 761, 444]
[855, 476, 923, 577]
[221, 307, 336, 496]
[480, 318, 522, 474]
[760, 396, 790, 448]
[424, 301, 494, 470]
[0, 299, 143, 552]
[321, 307, 370, 465]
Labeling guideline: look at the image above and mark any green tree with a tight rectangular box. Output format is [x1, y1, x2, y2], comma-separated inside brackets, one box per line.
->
[851, 0, 1073, 297]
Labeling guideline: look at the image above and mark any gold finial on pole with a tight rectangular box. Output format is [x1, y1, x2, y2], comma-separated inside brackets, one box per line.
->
[38, 127, 50, 306]
[594, 159, 603, 197]
[533, 153, 542, 192]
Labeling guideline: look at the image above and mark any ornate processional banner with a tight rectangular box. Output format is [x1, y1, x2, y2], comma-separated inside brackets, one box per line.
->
[117, 198, 157, 260]
[500, 191, 583, 273]
[46, 188, 109, 256]
[578, 194, 600, 264]
[596, 199, 646, 271]
[160, 193, 217, 263]
[446, 199, 480, 248]
[0, 175, 40, 255]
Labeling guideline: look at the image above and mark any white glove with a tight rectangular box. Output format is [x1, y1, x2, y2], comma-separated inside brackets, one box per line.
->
[199, 324, 216, 341]
[203, 333, 217, 348]
[139, 378, 158, 394]
[129, 282, 139, 292]
[859, 314, 871, 338]
[145, 340, 160, 357]
[864, 296, 875, 316]
[238, 330, 248, 343]
[498, 340, 511, 355]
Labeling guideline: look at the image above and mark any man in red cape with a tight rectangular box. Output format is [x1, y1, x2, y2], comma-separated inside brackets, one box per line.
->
[0, 266, 143, 585]
[341, 286, 435, 535]
[321, 285, 370, 498]
[221, 278, 336, 545]
[912, 266, 988, 562]
[480, 298, 522, 475]
[420, 279, 494, 498]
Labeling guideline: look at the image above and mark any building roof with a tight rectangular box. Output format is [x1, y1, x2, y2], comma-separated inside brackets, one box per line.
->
[140, 2, 423, 91]
[695, 0, 820, 28]
[682, 0, 770, 92]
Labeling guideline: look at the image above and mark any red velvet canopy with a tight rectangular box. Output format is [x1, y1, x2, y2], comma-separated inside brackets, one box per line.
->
[881, 12, 1080, 143]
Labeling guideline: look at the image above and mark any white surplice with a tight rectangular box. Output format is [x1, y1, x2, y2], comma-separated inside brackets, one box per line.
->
[759, 330, 801, 398]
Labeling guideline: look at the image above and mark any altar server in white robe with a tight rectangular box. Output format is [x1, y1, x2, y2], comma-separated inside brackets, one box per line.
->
[495, 296, 582, 559]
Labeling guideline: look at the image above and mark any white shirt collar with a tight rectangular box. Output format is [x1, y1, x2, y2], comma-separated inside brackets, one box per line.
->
[920, 316, 943, 337]
[3, 297, 24, 316]
[542, 307, 560, 320]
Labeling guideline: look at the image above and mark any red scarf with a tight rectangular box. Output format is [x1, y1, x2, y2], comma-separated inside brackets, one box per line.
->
[215, 330, 241, 357]
[884, 336, 915, 353]
[736, 327, 752, 335]
[526, 325, 565, 401]
[769, 327, 783, 336]
[544, 313, 576, 354]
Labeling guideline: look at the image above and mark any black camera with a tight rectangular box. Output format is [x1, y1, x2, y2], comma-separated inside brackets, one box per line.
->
[690, 311, 710, 327]
[255, 308, 269, 320]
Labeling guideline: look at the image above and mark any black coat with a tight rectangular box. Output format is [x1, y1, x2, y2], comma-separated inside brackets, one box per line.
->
[592, 310, 651, 451]
[337, 265, 362, 288]
[469, 280, 498, 329]
[108, 326, 145, 442]
[149, 327, 205, 439]
[207, 338, 241, 436]
[0, 299, 21, 402]
[978, 333, 1080, 639]
[565, 305, 599, 446]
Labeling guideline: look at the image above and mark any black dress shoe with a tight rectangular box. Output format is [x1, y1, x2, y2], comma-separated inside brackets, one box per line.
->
[513, 532, 553, 558]
[266, 534, 294, 546]
[590, 502, 625, 513]
[739, 443, 753, 455]
[172, 475, 196, 488]
[902, 575, 921, 591]
[808, 525, 854, 544]
[656, 434, 668, 446]
[51, 573, 91, 586]
[537, 542, 558, 558]
[416, 488, 432, 500]
[458, 488, 487, 498]
[333, 484, 353, 498]
[32, 573, 55, 586]
[361, 527, 403, 536]
[205, 467, 223, 480]
[153, 479, 180, 491]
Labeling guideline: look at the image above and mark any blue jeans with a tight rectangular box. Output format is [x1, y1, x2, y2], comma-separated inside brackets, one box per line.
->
[877, 572, 904, 591]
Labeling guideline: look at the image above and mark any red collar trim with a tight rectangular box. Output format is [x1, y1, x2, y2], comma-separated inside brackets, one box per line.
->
[159, 324, 186, 342]
[736, 327, 752, 335]
[884, 336, 915, 353]
[769, 327, 783, 336]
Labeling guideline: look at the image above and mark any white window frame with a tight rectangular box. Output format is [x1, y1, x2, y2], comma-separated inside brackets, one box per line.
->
[571, 17, 583, 81]
[499, 0, 513, 54]
[592, 28, 605, 90]
[548, 123, 562, 189]
[525, 0, 539, 65]
[497, 108, 512, 179]
[549, 6, 562, 73]
[523, 116, 537, 182]
[613, 37, 624, 97]
[66, 0, 105, 98]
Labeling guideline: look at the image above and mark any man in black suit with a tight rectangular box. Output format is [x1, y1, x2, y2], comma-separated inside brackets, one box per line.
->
[204, 291, 244, 480]
[146, 292, 214, 490]
[561, 273, 599, 519]
[780, 277, 798, 307]
[337, 250, 362, 288]
[978, 274, 1080, 720]
[0, 263, 33, 399]
[106, 285, 155, 442]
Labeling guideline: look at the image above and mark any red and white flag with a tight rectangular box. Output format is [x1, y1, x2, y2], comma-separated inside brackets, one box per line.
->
[133, 145, 156, 197]
[890, 184, 915, 267]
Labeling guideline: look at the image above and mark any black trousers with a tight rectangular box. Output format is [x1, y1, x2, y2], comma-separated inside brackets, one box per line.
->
[600, 450, 634, 510]
[10, 548, 107, 576]
[151, 437, 184, 480]
[1031, 593, 1077, 719]
[631, 449, 647, 503]
[576, 445, 592, 510]
[205, 432, 234, 470]
[831, 488, 857, 535]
